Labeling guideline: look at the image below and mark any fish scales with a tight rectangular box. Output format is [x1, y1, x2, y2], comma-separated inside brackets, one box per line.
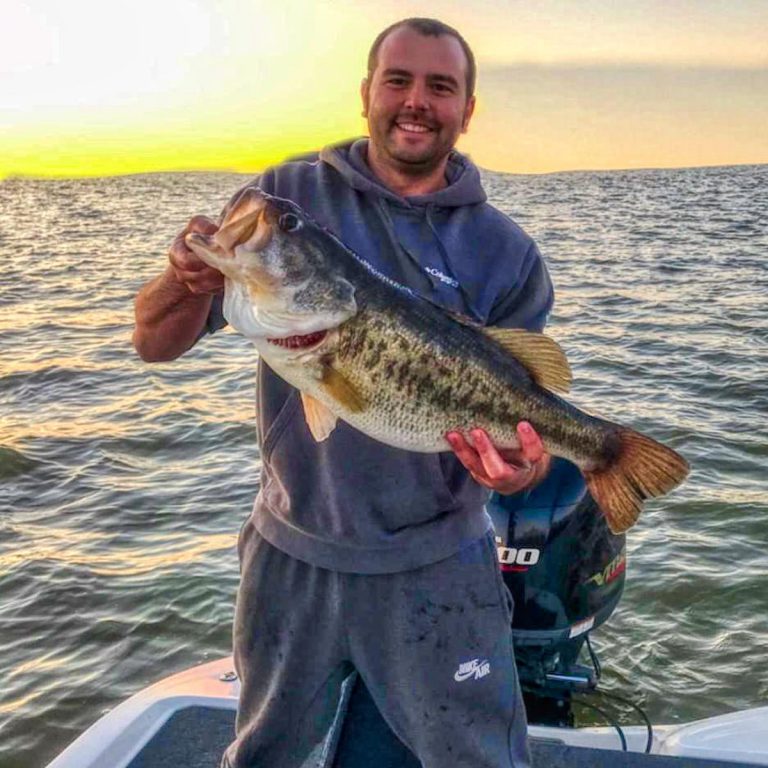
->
[332, 287, 603, 459]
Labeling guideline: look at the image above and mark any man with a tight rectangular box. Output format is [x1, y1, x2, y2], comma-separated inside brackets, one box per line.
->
[134, 18, 553, 768]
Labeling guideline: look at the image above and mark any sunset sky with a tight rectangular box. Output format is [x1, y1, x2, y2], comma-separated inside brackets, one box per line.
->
[2, 0, 767, 178]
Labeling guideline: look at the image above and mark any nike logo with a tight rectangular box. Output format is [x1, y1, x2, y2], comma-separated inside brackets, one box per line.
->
[454, 658, 491, 682]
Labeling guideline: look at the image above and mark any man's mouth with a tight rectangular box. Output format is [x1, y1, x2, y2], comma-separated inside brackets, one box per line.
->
[395, 121, 434, 134]
[267, 330, 328, 349]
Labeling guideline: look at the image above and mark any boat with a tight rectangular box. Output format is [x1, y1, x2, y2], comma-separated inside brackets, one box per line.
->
[45, 655, 768, 767]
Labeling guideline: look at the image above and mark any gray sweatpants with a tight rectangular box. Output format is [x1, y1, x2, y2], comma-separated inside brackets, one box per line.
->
[223, 519, 530, 768]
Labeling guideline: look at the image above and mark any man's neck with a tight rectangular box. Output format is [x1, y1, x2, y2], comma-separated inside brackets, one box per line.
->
[365, 144, 449, 197]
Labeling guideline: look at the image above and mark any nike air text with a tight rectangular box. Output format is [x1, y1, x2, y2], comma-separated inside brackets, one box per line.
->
[454, 659, 491, 682]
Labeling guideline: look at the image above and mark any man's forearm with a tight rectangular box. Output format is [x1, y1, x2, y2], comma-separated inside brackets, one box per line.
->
[133, 265, 215, 362]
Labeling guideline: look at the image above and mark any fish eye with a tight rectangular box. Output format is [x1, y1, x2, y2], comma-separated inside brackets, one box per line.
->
[278, 213, 302, 233]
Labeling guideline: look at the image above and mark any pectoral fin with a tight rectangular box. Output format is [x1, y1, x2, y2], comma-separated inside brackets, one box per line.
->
[321, 366, 366, 413]
[484, 328, 572, 393]
[301, 392, 338, 442]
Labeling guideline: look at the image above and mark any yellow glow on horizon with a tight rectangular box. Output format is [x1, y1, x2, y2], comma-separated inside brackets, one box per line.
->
[2, 0, 768, 178]
[2, 0, 370, 177]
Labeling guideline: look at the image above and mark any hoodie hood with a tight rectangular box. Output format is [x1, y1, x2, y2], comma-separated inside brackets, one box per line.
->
[317, 138, 491, 321]
[320, 138, 487, 208]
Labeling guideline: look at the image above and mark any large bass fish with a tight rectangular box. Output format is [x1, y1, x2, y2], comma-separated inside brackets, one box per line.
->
[186, 188, 689, 534]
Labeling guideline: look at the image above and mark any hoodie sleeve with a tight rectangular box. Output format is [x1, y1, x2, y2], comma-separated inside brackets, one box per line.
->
[486, 242, 554, 332]
[200, 294, 228, 337]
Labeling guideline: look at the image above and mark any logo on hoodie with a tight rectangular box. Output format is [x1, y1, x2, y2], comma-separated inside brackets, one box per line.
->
[424, 267, 460, 288]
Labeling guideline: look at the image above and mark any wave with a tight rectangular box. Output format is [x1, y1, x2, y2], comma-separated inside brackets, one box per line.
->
[0, 446, 37, 480]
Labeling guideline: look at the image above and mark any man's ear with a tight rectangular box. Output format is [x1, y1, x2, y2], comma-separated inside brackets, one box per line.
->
[360, 77, 370, 118]
[461, 95, 476, 133]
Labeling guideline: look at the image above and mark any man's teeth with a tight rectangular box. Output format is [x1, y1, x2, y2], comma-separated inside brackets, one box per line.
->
[397, 123, 431, 133]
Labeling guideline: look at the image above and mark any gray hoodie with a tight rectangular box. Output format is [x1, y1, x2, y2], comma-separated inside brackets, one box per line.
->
[206, 138, 554, 573]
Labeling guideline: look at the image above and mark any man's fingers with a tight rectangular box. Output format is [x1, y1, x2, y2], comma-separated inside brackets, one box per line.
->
[516, 421, 544, 463]
[184, 280, 223, 296]
[170, 213, 219, 271]
[471, 429, 520, 480]
[171, 266, 225, 295]
[168, 216, 221, 272]
[445, 431, 484, 476]
[447, 427, 551, 494]
[169, 239, 207, 272]
[186, 215, 219, 236]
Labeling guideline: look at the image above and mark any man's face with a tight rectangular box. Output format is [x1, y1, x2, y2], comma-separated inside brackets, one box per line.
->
[361, 26, 476, 174]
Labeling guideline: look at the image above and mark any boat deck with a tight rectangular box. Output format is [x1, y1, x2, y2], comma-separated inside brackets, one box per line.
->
[126, 705, 762, 768]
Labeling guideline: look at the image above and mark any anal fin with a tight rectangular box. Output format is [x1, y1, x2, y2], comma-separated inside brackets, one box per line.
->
[301, 392, 339, 442]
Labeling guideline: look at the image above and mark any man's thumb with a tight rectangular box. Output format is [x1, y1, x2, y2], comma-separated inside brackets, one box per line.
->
[187, 215, 219, 236]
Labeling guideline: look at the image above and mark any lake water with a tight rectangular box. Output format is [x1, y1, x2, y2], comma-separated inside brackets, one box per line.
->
[1, 164, 766, 767]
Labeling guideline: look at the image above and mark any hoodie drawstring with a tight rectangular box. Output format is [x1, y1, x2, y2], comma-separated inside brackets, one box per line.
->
[424, 203, 480, 320]
[375, 197, 443, 293]
[373, 196, 483, 322]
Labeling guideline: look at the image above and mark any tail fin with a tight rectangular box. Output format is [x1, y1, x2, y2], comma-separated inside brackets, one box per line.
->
[585, 429, 689, 534]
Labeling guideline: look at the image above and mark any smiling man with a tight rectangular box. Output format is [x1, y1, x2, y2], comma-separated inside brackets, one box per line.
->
[134, 17, 553, 768]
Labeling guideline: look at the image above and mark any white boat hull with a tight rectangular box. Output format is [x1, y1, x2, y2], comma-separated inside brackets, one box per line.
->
[46, 657, 768, 768]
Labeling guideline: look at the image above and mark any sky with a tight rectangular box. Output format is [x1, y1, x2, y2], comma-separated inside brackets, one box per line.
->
[2, 0, 767, 178]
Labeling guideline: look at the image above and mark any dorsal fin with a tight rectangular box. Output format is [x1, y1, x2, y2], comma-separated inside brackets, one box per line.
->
[484, 328, 572, 393]
[300, 392, 338, 442]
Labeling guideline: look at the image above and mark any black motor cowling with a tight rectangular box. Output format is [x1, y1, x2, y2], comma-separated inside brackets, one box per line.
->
[487, 457, 626, 725]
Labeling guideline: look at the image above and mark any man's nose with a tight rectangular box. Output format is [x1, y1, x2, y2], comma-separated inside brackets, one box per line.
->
[403, 81, 429, 110]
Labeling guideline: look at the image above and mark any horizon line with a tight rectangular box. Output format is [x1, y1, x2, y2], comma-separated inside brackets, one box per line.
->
[481, 59, 768, 73]
[3, 160, 766, 184]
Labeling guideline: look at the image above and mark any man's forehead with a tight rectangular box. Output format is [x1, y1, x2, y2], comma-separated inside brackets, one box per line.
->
[375, 26, 468, 81]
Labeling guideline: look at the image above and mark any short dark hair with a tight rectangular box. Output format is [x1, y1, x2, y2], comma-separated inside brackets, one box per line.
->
[367, 18, 476, 98]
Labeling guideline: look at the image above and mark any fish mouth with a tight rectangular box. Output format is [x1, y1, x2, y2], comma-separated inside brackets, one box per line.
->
[266, 330, 329, 350]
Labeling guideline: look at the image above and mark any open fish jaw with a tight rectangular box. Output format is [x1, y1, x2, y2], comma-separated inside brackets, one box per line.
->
[186, 188, 358, 340]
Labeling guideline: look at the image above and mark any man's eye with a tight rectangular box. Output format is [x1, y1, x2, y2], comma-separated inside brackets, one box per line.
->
[387, 78, 407, 86]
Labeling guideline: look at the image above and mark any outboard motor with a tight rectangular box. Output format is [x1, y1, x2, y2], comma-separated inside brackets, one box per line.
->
[488, 457, 626, 726]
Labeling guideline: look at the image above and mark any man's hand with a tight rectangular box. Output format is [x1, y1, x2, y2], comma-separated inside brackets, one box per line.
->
[168, 215, 224, 295]
[133, 215, 225, 362]
[445, 422, 551, 494]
